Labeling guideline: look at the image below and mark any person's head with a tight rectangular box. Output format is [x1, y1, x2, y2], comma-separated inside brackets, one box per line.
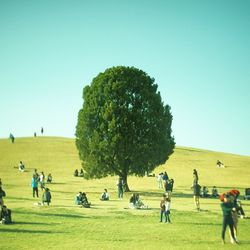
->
[2, 205, 7, 211]
[162, 194, 166, 199]
[223, 194, 231, 203]
[104, 189, 107, 193]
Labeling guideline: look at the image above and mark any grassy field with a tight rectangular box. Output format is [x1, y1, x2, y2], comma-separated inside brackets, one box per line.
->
[0, 137, 250, 250]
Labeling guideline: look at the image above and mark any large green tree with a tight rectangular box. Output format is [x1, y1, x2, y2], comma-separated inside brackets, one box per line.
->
[76, 66, 175, 191]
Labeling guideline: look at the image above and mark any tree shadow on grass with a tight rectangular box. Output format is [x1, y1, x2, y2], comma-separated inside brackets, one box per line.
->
[14, 210, 89, 219]
[180, 222, 220, 226]
[7, 196, 35, 201]
[172, 192, 193, 198]
[13, 221, 57, 225]
[0, 228, 64, 234]
[130, 191, 164, 197]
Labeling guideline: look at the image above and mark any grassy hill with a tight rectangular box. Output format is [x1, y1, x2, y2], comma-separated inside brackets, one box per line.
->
[0, 137, 250, 250]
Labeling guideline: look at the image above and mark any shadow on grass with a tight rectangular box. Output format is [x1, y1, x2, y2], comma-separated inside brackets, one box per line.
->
[180, 222, 220, 226]
[14, 210, 89, 219]
[13, 221, 57, 225]
[7, 196, 35, 201]
[0, 228, 64, 234]
[172, 192, 193, 198]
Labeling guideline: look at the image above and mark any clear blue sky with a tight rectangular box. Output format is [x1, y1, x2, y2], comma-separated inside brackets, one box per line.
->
[0, 0, 250, 156]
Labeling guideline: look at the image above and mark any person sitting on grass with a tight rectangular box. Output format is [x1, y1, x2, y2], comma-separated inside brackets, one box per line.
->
[0, 205, 12, 224]
[212, 186, 219, 198]
[75, 192, 83, 205]
[202, 186, 210, 198]
[19, 161, 25, 172]
[42, 188, 52, 206]
[74, 169, 79, 177]
[100, 189, 109, 201]
[81, 193, 91, 208]
[46, 173, 52, 183]
[79, 169, 84, 177]
[0, 187, 6, 207]
[129, 193, 148, 209]
[217, 160, 225, 168]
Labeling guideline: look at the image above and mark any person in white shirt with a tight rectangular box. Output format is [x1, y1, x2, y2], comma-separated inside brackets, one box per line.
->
[165, 196, 171, 223]
[100, 189, 109, 201]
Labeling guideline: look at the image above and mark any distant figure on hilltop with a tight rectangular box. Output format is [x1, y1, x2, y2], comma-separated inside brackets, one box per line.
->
[34, 132, 37, 137]
[217, 160, 225, 168]
[41, 127, 44, 135]
[9, 133, 15, 143]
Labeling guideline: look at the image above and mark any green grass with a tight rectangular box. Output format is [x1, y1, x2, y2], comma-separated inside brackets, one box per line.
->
[0, 137, 250, 249]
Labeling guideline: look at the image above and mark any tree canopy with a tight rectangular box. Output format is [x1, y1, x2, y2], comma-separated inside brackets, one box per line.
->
[75, 66, 175, 191]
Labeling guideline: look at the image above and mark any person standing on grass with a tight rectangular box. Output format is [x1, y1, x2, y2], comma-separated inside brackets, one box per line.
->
[31, 175, 39, 198]
[41, 127, 44, 135]
[193, 169, 198, 185]
[221, 194, 238, 244]
[9, 133, 15, 143]
[193, 183, 201, 211]
[157, 173, 163, 189]
[117, 177, 123, 200]
[42, 188, 51, 206]
[165, 195, 171, 223]
[160, 194, 167, 222]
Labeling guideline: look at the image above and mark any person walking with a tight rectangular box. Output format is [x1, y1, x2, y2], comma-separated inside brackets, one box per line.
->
[221, 194, 238, 244]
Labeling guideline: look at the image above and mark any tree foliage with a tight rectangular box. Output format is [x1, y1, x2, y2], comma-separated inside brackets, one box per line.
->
[75, 66, 175, 191]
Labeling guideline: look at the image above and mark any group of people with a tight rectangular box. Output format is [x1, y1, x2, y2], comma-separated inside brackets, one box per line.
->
[201, 186, 219, 198]
[75, 192, 91, 208]
[0, 179, 12, 224]
[220, 189, 246, 244]
[129, 193, 148, 209]
[31, 169, 52, 205]
[9, 127, 44, 144]
[157, 172, 174, 196]
[74, 169, 84, 177]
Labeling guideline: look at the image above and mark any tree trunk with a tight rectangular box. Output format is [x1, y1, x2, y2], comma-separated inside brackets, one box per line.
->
[122, 175, 130, 192]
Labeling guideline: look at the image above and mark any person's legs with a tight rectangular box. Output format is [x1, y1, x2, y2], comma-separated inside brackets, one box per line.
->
[160, 210, 164, 222]
[33, 188, 35, 197]
[166, 212, 171, 223]
[35, 187, 39, 197]
[221, 216, 228, 242]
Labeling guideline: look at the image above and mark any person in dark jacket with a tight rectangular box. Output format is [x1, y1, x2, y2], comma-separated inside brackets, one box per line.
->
[0, 205, 12, 224]
[42, 188, 52, 206]
[221, 194, 238, 244]
[0, 187, 6, 207]
[192, 183, 201, 211]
